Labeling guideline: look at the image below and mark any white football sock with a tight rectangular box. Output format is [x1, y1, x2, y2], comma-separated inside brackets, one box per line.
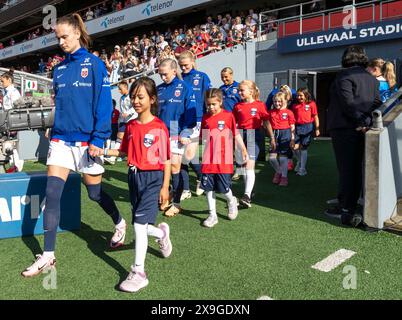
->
[43, 251, 55, 259]
[147, 224, 164, 239]
[223, 189, 234, 203]
[206, 191, 217, 218]
[134, 223, 148, 273]
[105, 139, 111, 149]
[279, 157, 288, 178]
[300, 149, 308, 171]
[269, 155, 280, 173]
[245, 169, 255, 197]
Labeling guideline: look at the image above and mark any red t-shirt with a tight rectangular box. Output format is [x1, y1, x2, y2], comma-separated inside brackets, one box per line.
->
[267, 108, 295, 130]
[112, 109, 120, 124]
[292, 101, 318, 124]
[201, 110, 238, 174]
[120, 117, 170, 171]
[233, 101, 269, 129]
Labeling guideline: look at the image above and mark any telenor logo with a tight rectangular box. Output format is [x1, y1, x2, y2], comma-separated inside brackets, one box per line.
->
[141, 0, 174, 17]
[142, 4, 151, 16]
[100, 15, 125, 29]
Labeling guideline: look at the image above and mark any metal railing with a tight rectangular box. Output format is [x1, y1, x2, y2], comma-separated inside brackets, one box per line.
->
[258, 0, 402, 38]
[0, 0, 25, 12]
[0, 67, 53, 97]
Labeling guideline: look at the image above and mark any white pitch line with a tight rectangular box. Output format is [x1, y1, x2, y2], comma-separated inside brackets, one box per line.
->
[312, 249, 356, 272]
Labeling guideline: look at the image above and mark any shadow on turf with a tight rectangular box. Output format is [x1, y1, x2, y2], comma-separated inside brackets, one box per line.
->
[72, 222, 164, 285]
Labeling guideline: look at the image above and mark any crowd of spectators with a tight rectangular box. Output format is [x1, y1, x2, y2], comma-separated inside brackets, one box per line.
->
[93, 8, 266, 84]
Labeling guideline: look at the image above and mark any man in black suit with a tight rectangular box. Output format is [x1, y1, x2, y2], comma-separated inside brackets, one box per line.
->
[325, 45, 382, 227]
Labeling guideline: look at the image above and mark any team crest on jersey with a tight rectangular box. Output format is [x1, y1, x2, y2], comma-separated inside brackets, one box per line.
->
[81, 68, 89, 78]
[218, 120, 225, 131]
[251, 108, 257, 116]
[305, 104, 310, 111]
[193, 79, 199, 86]
[282, 112, 288, 120]
[175, 90, 181, 97]
[143, 134, 155, 148]
[232, 89, 237, 94]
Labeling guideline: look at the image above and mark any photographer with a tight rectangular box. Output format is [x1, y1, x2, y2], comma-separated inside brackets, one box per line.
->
[0, 70, 24, 172]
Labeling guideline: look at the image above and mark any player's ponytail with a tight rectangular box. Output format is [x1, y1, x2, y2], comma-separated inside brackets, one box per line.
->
[57, 13, 92, 49]
[383, 61, 397, 90]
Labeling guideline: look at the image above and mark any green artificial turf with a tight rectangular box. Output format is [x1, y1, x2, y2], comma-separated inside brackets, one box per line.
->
[1, 141, 402, 300]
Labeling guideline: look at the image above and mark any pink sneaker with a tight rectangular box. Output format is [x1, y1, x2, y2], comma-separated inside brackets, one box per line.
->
[157, 223, 172, 258]
[279, 177, 288, 186]
[272, 173, 282, 184]
[110, 219, 126, 249]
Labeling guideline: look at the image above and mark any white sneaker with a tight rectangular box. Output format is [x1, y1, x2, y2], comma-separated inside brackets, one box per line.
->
[195, 180, 204, 196]
[296, 169, 307, 176]
[326, 198, 339, 205]
[104, 157, 116, 165]
[180, 190, 192, 201]
[203, 215, 218, 228]
[110, 219, 126, 249]
[21, 254, 56, 277]
[157, 223, 172, 258]
[119, 266, 149, 293]
[228, 197, 239, 220]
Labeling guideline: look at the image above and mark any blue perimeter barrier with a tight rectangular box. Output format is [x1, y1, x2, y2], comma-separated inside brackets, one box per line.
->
[0, 171, 81, 239]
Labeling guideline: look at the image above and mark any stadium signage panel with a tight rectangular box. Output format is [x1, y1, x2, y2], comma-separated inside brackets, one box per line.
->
[0, 0, 213, 61]
[278, 19, 402, 54]
[0, 172, 81, 239]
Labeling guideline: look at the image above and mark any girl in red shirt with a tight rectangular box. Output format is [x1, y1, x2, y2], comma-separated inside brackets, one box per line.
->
[201, 88, 248, 228]
[292, 88, 320, 176]
[101, 77, 172, 293]
[233, 80, 273, 207]
[267, 91, 295, 187]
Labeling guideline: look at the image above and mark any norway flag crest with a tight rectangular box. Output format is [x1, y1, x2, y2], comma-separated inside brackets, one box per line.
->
[81, 68, 88, 78]
[175, 90, 181, 97]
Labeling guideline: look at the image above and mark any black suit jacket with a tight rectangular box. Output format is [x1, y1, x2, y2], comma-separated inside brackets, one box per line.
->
[327, 66, 382, 131]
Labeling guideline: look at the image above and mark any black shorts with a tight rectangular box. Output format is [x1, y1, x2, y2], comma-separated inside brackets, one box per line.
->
[295, 123, 314, 148]
[128, 167, 163, 225]
[200, 173, 232, 193]
[273, 129, 292, 156]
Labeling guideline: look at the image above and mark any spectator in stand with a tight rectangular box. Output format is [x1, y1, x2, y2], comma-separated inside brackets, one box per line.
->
[115, 0, 123, 10]
[147, 47, 158, 71]
[206, 16, 214, 32]
[38, 58, 46, 73]
[216, 14, 223, 26]
[0, 42, 3, 49]
[245, 24, 257, 40]
[210, 25, 220, 41]
[248, 9, 259, 23]
[100, 2, 109, 16]
[141, 38, 152, 58]
[174, 39, 189, 59]
[157, 35, 169, 52]
[190, 38, 204, 58]
[226, 30, 235, 47]
[222, 17, 231, 32]
[200, 25, 210, 50]
[85, 7, 94, 21]
[232, 16, 244, 35]
[94, 5, 101, 18]
[132, 36, 141, 58]
[158, 45, 175, 64]
[10, 38, 15, 46]
[164, 28, 172, 43]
